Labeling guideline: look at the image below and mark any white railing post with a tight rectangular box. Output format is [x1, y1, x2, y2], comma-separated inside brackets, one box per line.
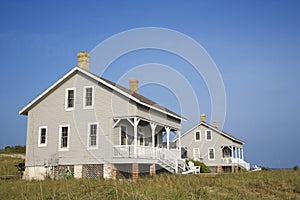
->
[165, 127, 171, 150]
[177, 130, 181, 159]
[150, 122, 157, 158]
[133, 117, 140, 158]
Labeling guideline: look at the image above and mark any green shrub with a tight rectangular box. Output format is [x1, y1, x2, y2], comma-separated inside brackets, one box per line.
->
[186, 160, 211, 173]
[293, 165, 299, 171]
[0, 145, 26, 154]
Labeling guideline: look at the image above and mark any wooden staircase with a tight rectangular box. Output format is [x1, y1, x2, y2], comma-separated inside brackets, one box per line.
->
[156, 148, 184, 174]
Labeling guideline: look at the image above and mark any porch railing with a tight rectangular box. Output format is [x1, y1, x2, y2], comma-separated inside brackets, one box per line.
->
[113, 145, 156, 158]
[222, 157, 250, 170]
[113, 145, 181, 173]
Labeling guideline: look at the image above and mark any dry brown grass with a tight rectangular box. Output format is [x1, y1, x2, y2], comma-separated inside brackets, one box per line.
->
[0, 156, 299, 199]
[0, 171, 299, 199]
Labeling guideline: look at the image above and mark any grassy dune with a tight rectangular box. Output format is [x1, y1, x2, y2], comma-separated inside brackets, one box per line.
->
[0, 156, 299, 199]
[0, 155, 24, 176]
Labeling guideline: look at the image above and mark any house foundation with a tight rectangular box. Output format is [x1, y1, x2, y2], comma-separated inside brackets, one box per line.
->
[132, 163, 139, 181]
[103, 164, 116, 179]
[150, 164, 156, 176]
[74, 165, 82, 178]
[217, 166, 223, 173]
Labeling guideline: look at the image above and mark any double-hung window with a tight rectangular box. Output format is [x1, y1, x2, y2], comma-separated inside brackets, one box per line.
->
[65, 88, 76, 111]
[38, 126, 47, 147]
[59, 125, 70, 151]
[84, 86, 94, 109]
[208, 148, 215, 160]
[206, 130, 212, 141]
[195, 131, 201, 142]
[88, 123, 98, 149]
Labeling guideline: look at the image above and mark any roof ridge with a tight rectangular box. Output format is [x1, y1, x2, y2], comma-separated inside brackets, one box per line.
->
[89, 71, 183, 119]
[19, 67, 184, 121]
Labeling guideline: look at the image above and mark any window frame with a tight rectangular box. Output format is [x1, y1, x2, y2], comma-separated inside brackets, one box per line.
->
[193, 148, 200, 160]
[87, 122, 98, 150]
[59, 124, 70, 151]
[205, 130, 212, 141]
[83, 86, 94, 109]
[208, 148, 215, 160]
[194, 130, 201, 142]
[38, 126, 47, 147]
[65, 88, 76, 111]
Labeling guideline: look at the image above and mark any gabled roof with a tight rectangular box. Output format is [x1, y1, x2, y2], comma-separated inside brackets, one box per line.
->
[19, 67, 184, 121]
[174, 121, 244, 144]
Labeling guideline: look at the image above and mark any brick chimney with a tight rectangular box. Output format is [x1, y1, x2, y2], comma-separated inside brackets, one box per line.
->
[213, 120, 218, 128]
[129, 78, 138, 93]
[77, 52, 90, 71]
[200, 114, 206, 122]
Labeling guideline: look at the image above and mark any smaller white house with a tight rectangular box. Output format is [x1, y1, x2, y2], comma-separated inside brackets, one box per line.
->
[175, 114, 250, 173]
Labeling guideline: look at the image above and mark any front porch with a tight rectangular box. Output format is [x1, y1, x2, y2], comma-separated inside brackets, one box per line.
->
[112, 116, 182, 173]
[221, 146, 250, 170]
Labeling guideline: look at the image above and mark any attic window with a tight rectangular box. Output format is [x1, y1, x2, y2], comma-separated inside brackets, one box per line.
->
[206, 130, 212, 141]
[65, 88, 76, 111]
[195, 131, 201, 141]
[84, 86, 94, 109]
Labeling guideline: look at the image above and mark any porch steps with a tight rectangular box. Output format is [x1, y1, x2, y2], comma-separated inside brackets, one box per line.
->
[157, 161, 176, 174]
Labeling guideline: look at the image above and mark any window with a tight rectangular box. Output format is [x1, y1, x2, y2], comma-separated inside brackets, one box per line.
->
[84, 86, 94, 109]
[195, 131, 201, 141]
[120, 125, 127, 145]
[193, 148, 200, 160]
[65, 88, 76, 111]
[38, 126, 47, 147]
[206, 130, 212, 141]
[88, 123, 98, 149]
[59, 125, 70, 151]
[208, 148, 215, 160]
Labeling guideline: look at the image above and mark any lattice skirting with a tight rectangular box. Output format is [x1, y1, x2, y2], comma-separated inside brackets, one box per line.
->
[82, 164, 104, 179]
[53, 165, 74, 179]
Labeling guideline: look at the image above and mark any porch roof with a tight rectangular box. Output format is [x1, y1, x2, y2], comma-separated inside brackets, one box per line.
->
[112, 116, 180, 131]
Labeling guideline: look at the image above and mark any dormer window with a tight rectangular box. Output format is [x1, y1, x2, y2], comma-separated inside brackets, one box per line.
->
[65, 88, 76, 111]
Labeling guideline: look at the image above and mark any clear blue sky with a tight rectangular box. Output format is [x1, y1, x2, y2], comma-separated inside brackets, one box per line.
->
[0, 0, 299, 168]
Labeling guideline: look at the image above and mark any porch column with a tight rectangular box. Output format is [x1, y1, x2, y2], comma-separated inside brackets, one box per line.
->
[133, 117, 140, 158]
[231, 146, 234, 158]
[234, 147, 237, 158]
[177, 130, 181, 158]
[150, 122, 157, 156]
[165, 127, 171, 150]
[241, 149, 244, 160]
[238, 148, 241, 159]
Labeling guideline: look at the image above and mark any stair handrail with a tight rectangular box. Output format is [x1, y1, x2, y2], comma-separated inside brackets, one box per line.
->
[156, 148, 180, 173]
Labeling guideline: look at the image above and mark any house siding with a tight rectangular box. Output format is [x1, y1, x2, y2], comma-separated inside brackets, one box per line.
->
[25, 72, 137, 167]
[25, 70, 181, 170]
